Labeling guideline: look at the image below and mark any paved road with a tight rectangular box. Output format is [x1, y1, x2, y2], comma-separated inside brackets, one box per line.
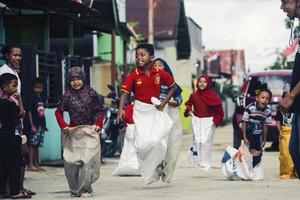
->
[24, 125, 299, 200]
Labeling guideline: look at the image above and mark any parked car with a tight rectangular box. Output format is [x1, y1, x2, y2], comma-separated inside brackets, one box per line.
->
[232, 70, 292, 149]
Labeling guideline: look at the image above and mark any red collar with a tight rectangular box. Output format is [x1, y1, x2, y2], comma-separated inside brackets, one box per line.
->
[135, 66, 159, 76]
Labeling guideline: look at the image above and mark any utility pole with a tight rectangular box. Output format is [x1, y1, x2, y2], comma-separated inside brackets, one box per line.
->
[148, 0, 154, 44]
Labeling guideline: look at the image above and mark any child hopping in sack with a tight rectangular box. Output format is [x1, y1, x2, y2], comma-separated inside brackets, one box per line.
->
[55, 67, 104, 198]
[242, 88, 272, 179]
[153, 58, 183, 183]
[117, 43, 177, 184]
[184, 76, 224, 170]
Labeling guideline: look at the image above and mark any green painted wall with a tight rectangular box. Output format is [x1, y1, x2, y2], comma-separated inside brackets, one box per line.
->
[180, 87, 192, 133]
[97, 33, 124, 65]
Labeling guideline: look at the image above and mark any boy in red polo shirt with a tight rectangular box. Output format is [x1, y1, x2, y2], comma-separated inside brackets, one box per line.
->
[118, 43, 176, 184]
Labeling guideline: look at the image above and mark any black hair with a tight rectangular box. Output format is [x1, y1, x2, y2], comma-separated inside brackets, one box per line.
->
[282, 91, 289, 99]
[136, 43, 154, 56]
[0, 44, 21, 62]
[0, 73, 18, 90]
[32, 77, 44, 87]
[258, 88, 272, 99]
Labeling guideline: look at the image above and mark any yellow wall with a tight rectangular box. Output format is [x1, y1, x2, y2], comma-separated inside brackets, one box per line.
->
[90, 62, 111, 96]
[180, 87, 192, 133]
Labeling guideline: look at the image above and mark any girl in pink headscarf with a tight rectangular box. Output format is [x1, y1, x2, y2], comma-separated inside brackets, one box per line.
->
[184, 76, 224, 170]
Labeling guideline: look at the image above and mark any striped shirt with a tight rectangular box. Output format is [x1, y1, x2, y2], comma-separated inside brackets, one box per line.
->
[242, 102, 272, 135]
[159, 85, 183, 106]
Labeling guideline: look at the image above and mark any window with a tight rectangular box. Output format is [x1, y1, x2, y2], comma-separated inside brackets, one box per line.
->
[247, 75, 291, 97]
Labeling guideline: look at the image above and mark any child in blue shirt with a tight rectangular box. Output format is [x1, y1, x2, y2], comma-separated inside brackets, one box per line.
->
[28, 78, 47, 172]
[242, 88, 272, 167]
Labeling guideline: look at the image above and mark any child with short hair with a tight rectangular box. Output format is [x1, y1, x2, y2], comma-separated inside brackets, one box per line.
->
[27, 78, 47, 172]
[242, 88, 272, 168]
[275, 85, 297, 179]
[0, 73, 24, 199]
[117, 43, 177, 184]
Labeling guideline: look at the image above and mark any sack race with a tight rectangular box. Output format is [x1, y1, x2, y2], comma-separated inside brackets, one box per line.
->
[221, 143, 263, 181]
[112, 124, 140, 176]
[63, 125, 100, 183]
[133, 100, 173, 184]
[188, 116, 214, 170]
[162, 105, 183, 182]
[279, 126, 296, 179]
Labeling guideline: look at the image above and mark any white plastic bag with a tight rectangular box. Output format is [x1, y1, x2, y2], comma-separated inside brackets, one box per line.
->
[221, 143, 263, 181]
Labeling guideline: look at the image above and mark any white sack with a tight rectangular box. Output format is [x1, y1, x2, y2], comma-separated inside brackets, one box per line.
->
[221, 143, 263, 181]
[112, 124, 140, 176]
[133, 100, 173, 184]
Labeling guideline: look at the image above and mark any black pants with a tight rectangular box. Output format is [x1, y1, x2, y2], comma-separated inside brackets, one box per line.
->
[247, 133, 263, 167]
[0, 135, 21, 195]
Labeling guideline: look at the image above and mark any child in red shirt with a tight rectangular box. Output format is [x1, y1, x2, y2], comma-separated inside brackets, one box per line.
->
[185, 76, 224, 170]
[117, 43, 177, 184]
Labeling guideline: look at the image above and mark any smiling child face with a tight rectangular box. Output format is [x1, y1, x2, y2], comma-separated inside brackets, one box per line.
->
[257, 91, 271, 108]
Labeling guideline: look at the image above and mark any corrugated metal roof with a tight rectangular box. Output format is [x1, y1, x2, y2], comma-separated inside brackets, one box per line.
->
[126, 0, 180, 40]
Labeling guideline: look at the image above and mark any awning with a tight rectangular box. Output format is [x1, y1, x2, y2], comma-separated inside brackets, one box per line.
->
[0, 0, 116, 33]
[0, 0, 101, 18]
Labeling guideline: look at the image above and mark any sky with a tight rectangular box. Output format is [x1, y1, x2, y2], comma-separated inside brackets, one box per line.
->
[184, 0, 292, 72]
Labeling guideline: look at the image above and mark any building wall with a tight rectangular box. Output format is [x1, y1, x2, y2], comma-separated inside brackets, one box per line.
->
[97, 33, 124, 65]
[90, 61, 112, 96]
[154, 40, 205, 132]
[155, 40, 204, 88]
[90, 33, 125, 96]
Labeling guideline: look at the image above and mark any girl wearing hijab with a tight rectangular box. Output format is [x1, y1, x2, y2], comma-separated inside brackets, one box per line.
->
[55, 67, 104, 197]
[153, 58, 183, 183]
[184, 76, 224, 170]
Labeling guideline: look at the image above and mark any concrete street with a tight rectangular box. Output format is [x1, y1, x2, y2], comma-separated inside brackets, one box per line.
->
[24, 125, 299, 200]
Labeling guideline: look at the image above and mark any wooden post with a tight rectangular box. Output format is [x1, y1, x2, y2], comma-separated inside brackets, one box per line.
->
[148, 0, 154, 44]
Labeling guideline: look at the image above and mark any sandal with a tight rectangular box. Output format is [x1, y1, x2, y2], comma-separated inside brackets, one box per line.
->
[11, 192, 31, 199]
[21, 189, 36, 196]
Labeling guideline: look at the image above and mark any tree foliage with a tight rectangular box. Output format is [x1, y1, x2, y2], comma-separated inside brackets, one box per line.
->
[285, 18, 300, 39]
